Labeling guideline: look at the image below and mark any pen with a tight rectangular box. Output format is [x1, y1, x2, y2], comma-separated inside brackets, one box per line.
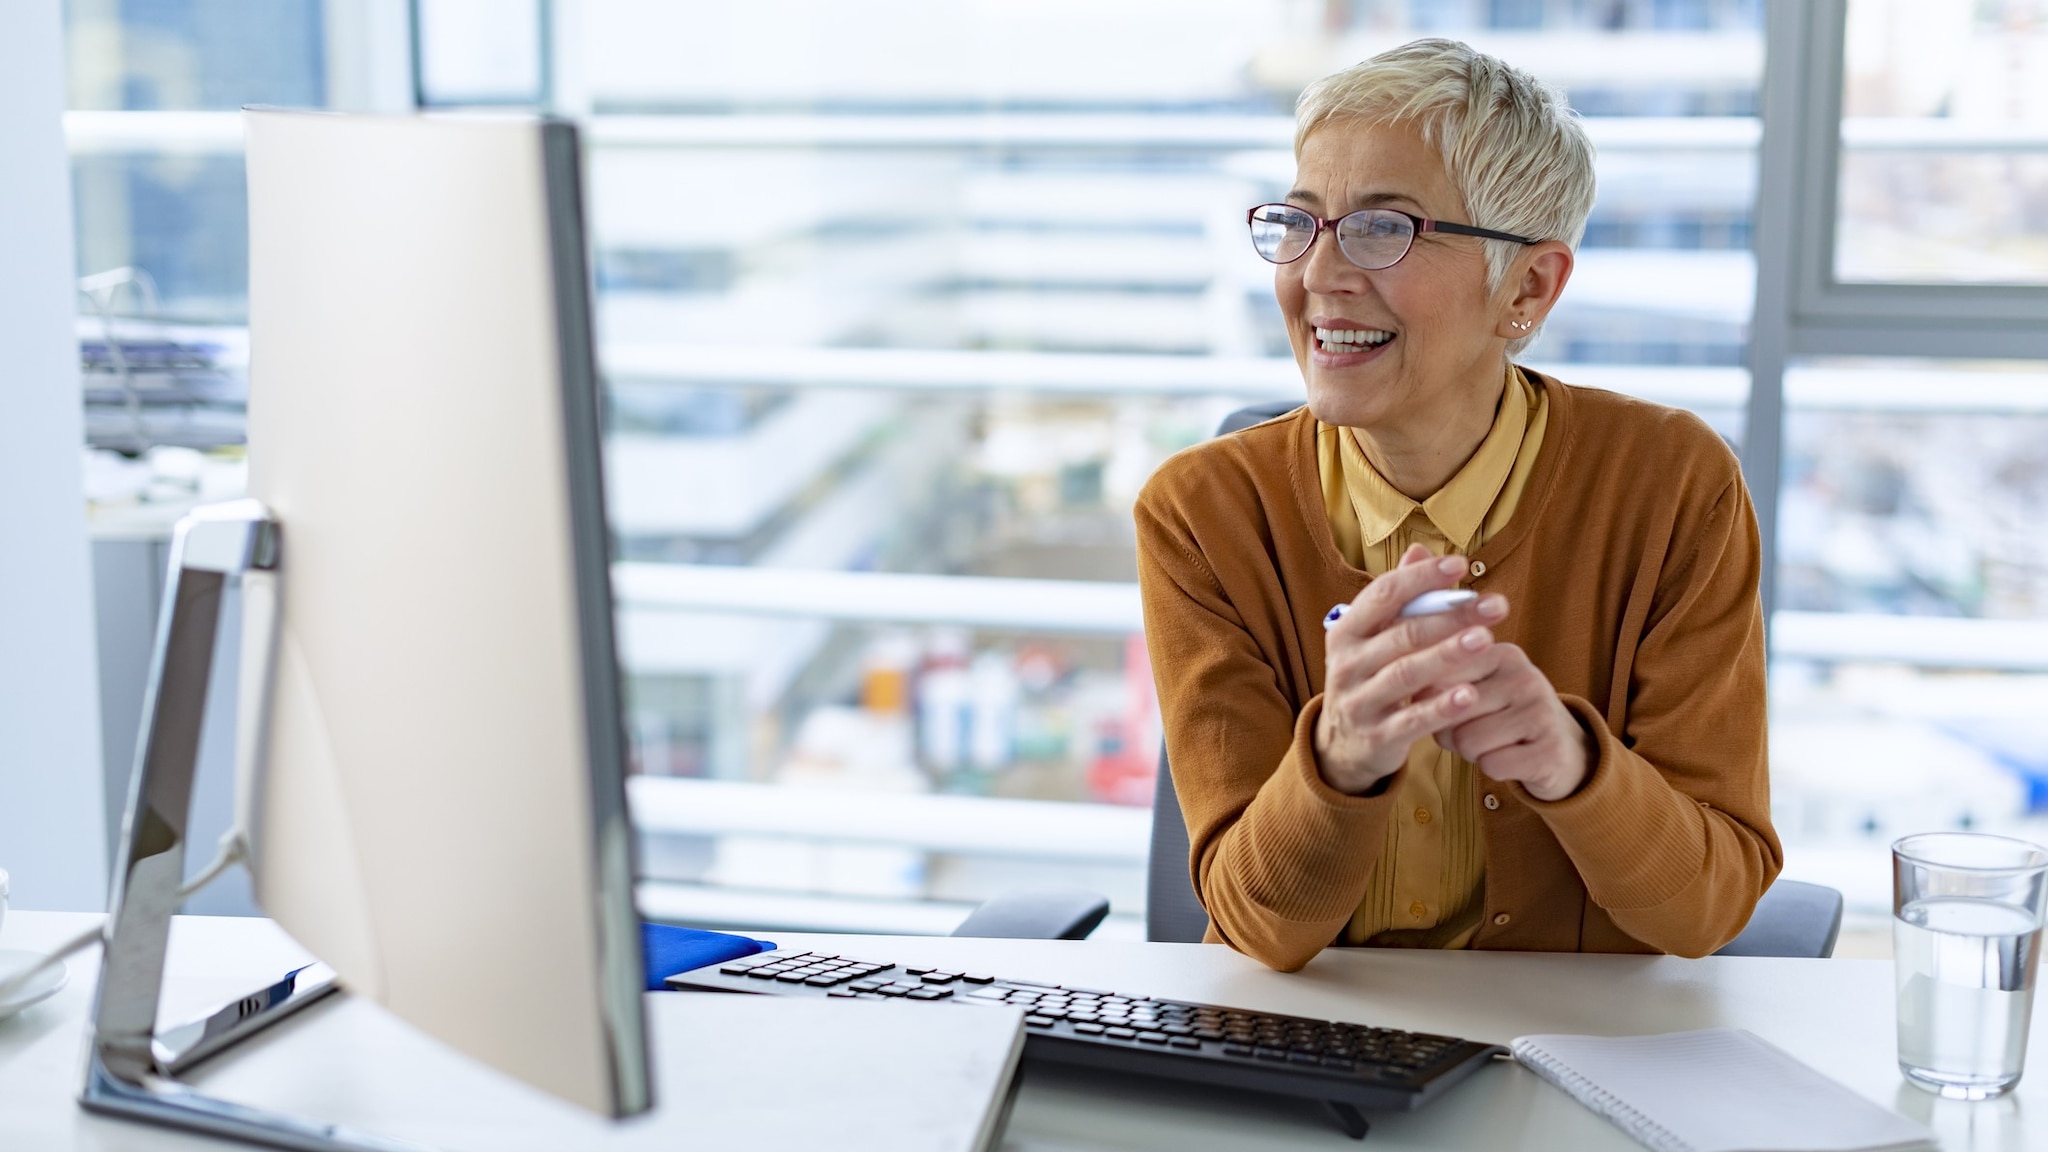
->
[1324, 589, 1478, 630]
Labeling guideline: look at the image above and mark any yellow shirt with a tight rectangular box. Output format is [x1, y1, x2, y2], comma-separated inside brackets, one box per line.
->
[1316, 364, 1549, 948]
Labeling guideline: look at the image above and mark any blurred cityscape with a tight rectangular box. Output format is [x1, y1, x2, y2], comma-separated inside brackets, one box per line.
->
[65, 0, 2048, 931]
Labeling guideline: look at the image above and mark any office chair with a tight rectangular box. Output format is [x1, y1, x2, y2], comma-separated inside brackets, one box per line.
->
[966, 399, 1845, 960]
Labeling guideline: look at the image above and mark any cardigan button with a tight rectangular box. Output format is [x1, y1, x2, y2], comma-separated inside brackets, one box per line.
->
[1492, 913, 1511, 926]
[1469, 559, 1487, 578]
[1482, 793, 1500, 811]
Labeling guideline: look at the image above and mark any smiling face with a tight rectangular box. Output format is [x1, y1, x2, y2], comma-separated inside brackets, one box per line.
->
[1278, 119, 1514, 444]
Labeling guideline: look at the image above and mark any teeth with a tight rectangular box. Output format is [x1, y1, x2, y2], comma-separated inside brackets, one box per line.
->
[1315, 327, 1395, 349]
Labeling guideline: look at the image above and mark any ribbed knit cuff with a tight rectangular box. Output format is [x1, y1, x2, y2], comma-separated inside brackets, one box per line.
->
[1220, 694, 1397, 922]
[1521, 694, 1706, 912]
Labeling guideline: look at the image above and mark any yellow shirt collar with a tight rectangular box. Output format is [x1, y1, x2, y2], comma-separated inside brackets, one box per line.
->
[1325, 363, 1532, 554]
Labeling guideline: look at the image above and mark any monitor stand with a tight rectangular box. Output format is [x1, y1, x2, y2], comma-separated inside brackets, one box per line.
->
[77, 500, 422, 1152]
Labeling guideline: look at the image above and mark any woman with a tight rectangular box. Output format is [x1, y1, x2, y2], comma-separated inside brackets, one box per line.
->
[1135, 39, 1780, 972]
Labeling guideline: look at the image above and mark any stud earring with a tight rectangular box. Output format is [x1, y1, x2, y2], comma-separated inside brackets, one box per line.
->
[1511, 319, 1534, 332]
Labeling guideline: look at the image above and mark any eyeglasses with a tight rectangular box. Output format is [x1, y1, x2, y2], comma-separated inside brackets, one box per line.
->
[1246, 203, 1539, 270]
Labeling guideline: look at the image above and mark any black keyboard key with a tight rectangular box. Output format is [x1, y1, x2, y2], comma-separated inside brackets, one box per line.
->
[1321, 1056, 1355, 1070]
[826, 990, 858, 998]
[1105, 1027, 1137, 1040]
[1288, 1052, 1321, 1066]
[876, 986, 910, 997]
[1255, 1047, 1288, 1061]
[1073, 1023, 1106, 1035]
[1137, 1032, 1169, 1044]
[773, 972, 813, 983]
[1170, 1037, 1202, 1050]
[803, 975, 841, 986]
[1025, 1016, 1057, 1028]
[920, 972, 958, 984]
[744, 969, 783, 980]
[905, 966, 935, 975]
[961, 973, 994, 984]
[904, 988, 945, 1001]
[849, 980, 886, 992]
[1194, 1029, 1224, 1041]
[1222, 1044, 1254, 1057]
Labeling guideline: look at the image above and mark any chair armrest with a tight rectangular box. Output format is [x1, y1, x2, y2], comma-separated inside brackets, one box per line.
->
[950, 887, 1110, 941]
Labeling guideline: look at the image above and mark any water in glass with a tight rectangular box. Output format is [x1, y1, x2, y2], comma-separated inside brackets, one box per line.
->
[1894, 896, 2041, 1099]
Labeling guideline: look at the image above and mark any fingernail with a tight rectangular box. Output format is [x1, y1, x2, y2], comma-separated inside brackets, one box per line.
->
[1459, 628, 1490, 651]
[1437, 556, 1465, 576]
[1478, 595, 1508, 620]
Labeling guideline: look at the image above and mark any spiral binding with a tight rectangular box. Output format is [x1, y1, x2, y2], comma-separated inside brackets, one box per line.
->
[1511, 1038, 1693, 1152]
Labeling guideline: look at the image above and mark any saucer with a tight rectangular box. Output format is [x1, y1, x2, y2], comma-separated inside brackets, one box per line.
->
[0, 949, 69, 1019]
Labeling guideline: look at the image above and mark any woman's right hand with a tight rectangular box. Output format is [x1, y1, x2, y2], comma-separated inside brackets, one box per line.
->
[1314, 544, 1511, 794]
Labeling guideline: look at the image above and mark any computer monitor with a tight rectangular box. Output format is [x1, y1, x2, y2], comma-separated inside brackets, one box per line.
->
[241, 109, 648, 1117]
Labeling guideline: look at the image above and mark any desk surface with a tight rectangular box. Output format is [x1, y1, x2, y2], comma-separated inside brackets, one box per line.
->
[1, 911, 2038, 1151]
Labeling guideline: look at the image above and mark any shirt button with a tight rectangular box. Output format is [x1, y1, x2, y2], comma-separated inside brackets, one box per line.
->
[1410, 901, 1428, 920]
[1469, 560, 1487, 578]
[1492, 912, 1511, 926]
[1482, 794, 1500, 811]
[1414, 806, 1431, 825]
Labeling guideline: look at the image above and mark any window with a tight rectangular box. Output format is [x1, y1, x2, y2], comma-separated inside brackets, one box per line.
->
[77, 1, 2038, 945]
[1834, 0, 2048, 285]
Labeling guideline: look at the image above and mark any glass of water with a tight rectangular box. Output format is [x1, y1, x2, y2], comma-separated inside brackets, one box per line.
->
[1892, 832, 2048, 1100]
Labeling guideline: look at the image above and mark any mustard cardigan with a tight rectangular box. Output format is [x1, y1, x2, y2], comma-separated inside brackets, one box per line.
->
[1133, 371, 1782, 971]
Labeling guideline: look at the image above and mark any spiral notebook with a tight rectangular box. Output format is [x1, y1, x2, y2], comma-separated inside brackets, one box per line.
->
[1511, 1028, 1936, 1152]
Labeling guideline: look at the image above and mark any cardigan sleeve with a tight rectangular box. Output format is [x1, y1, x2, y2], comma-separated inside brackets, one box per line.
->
[1134, 478, 1394, 972]
[1523, 473, 1783, 957]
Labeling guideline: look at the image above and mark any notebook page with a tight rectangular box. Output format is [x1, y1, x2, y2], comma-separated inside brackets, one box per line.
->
[1512, 1029, 1934, 1152]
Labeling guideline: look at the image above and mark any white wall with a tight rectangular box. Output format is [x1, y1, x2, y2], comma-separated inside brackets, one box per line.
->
[0, 0, 109, 911]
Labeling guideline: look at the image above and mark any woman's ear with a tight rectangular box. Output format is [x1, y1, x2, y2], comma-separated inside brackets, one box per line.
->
[1494, 240, 1574, 339]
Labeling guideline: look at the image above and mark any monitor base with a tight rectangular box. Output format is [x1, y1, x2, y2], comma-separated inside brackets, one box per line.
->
[78, 501, 434, 1152]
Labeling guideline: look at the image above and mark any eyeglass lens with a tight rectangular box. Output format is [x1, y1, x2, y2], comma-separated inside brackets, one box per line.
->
[1248, 205, 1415, 270]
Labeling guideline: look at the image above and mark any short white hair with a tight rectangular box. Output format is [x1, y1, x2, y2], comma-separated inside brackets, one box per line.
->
[1294, 39, 1596, 355]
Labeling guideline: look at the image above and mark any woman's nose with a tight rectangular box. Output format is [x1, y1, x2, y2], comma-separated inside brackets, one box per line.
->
[1298, 227, 1367, 295]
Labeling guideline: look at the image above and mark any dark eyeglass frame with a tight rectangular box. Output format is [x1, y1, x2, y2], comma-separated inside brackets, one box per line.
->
[1247, 203, 1540, 270]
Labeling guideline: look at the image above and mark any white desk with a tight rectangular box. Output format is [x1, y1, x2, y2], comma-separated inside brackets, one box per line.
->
[2, 911, 2039, 1150]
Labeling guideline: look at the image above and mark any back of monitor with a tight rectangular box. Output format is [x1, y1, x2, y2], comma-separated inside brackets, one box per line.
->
[242, 109, 647, 1117]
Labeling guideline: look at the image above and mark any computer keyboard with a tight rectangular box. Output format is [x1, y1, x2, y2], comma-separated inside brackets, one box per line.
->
[666, 948, 1506, 1139]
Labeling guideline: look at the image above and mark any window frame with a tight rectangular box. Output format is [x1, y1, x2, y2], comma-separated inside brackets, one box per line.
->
[1744, 0, 2048, 621]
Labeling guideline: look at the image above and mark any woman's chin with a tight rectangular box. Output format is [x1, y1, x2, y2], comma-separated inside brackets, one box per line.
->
[1304, 366, 1405, 430]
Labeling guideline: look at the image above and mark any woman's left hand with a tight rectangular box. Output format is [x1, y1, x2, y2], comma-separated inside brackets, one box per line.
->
[1433, 636, 1593, 802]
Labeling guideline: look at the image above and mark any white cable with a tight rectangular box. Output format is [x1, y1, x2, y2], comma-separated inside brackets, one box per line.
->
[0, 830, 249, 1005]
[176, 828, 249, 901]
[0, 925, 103, 1003]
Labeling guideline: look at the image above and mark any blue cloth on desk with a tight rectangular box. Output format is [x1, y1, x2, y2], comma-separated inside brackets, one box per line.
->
[641, 922, 775, 991]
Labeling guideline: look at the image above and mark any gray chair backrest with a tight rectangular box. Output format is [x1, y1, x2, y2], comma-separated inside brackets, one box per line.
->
[1146, 745, 1210, 943]
[1146, 403, 1845, 956]
[1714, 878, 1843, 958]
[1215, 400, 1302, 437]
